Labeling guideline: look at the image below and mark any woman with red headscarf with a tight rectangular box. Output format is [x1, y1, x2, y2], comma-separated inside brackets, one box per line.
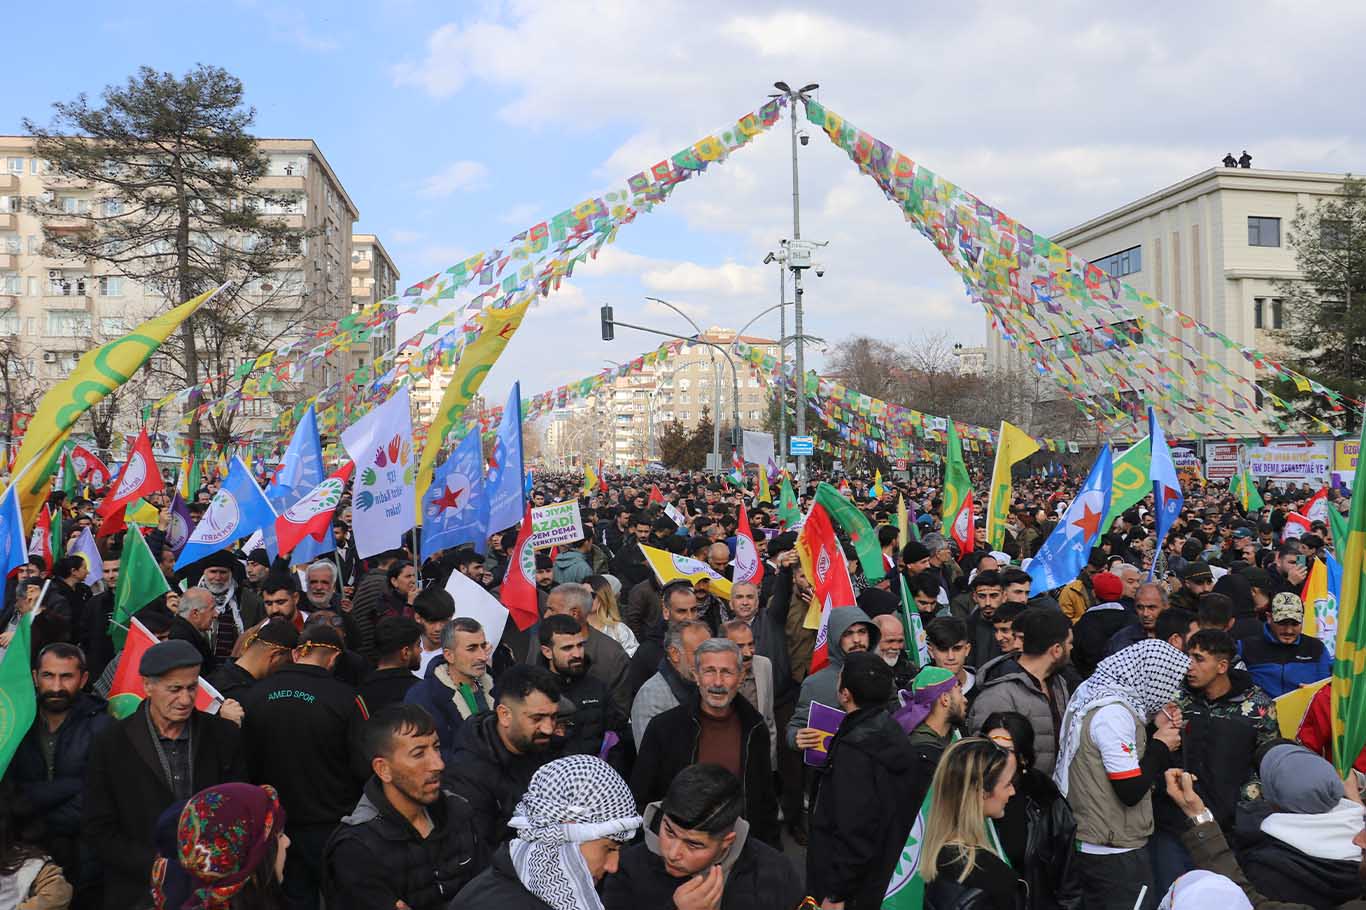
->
[151, 783, 290, 910]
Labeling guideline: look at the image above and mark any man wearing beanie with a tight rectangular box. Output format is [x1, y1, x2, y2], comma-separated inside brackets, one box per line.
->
[84, 640, 245, 909]
[1072, 571, 1140, 680]
[1228, 743, 1364, 907]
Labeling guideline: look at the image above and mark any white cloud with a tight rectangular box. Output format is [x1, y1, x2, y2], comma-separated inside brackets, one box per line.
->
[642, 261, 767, 298]
[387, 0, 1366, 401]
[421, 161, 490, 197]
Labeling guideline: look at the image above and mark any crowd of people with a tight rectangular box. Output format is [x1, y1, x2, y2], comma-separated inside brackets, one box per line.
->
[0, 466, 1363, 910]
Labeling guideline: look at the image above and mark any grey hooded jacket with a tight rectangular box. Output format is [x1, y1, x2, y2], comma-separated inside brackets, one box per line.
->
[784, 605, 881, 749]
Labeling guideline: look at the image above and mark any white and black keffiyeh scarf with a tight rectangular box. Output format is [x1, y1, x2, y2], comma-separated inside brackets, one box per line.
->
[508, 755, 642, 910]
[1054, 639, 1190, 796]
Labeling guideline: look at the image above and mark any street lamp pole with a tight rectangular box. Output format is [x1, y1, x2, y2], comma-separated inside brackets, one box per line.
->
[774, 80, 819, 487]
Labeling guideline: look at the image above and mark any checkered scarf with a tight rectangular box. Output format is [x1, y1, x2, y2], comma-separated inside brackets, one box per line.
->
[1053, 639, 1189, 796]
[507, 755, 641, 910]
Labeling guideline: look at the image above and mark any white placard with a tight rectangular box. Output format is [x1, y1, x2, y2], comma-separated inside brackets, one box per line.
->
[529, 500, 584, 550]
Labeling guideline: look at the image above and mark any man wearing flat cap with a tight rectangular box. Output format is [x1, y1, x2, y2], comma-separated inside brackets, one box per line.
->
[83, 639, 245, 909]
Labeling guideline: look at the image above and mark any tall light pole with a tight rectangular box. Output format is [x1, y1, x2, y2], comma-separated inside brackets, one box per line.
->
[763, 245, 790, 462]
[773, 81, 819, 486]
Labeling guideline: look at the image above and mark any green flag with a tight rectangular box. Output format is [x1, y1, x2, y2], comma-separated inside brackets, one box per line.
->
[776, 477, 802, 529]
[1100, 437, 1152, 533]
[941, 422, 973, 554]
[48, 508, 62, 564]
[898, 574, 929, 667]
[109, 524, 171, 649]
[0, 611, 35, 777]
[882, 749, 1008, 909]
[813, 482, 886, 582]
[1231, 466, 1265, 512]
[60, 448, 77, 500]
[1329, 501, 1350, 556]
[1333, 420, 1366, 775]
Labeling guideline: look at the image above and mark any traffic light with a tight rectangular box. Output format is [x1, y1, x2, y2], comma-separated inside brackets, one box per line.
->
[600, 305, 614, 341]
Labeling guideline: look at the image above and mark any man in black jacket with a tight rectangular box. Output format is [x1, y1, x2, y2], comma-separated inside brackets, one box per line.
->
[204, 616, 298, 702]
[540, 583, 631, 721]
[358, 615, 422, 712]
[538, 613, 618, 758]
[625, 580, 703, 700]
[604, 764, 801, 910]
[165, 587, 219, 674]
[324, 704, 485, 910]
[83, 639, 245, 910]
[631, 638, 779, 846]
[443, 663, 565, 853]
[807, 652, 921, 910]
[241, 622, 368, 910]
[6, 643, 111, 903]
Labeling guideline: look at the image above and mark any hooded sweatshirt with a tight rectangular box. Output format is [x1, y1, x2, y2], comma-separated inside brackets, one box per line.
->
[552, 548, 593, 584]
[785, 606, 880, 749]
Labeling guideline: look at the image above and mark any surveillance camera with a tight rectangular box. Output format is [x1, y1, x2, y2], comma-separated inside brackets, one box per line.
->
[798, 131, 810, 147]
[815, 267, 825, 278]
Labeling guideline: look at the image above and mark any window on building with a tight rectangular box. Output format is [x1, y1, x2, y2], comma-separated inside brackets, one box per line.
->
[46, 310, 90, 337]
[6, 158, 22, 175]
[26, 235, 38, 254]
[99, 276, 123, 297]
[103, 199, 123, 217]
[100, 317, 126, 335]
[1095, 245, 1142, 278]
[1248, 216, 1281, 247]
[0, 313, 18, 335]
[0, 235, 18, 254]
[0, 197, 19, 213]
[0, 273, 20, 294]
[1253, 297, 1285, 330]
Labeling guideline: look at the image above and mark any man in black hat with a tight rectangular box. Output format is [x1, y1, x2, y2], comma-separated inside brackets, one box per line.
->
[244, 547, 272, 594]
[1171, 561, 1215, 613]
[193, 549, 265, 667]
[84, 639, 245, 910]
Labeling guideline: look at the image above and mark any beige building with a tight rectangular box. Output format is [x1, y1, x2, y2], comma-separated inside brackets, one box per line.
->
[986, 165, 1348, 435]
[350, 233, 398, 378]
[542, 326, 781, 469]
[0, 136, 359, 441]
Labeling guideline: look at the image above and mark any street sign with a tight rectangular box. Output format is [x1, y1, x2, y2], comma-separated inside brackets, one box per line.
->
[895, 458, 907, 470]
[790, 436, 814, 456]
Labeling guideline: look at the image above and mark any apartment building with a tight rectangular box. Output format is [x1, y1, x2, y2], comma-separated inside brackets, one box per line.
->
[986, 165, 1350, 435]
[350, 232, 399, 379]
[0, 136, 359, 440]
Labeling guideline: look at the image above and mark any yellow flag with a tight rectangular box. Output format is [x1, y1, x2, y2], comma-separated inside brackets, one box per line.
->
[582, 463, 599, 496]
[986, 421, 1040, 550]
[12, 285, 223, 529]
[897, 494, 910, 550]
[639, 544, 733, 601]
[416, 301, 531, 501]
[757, 468, 771, 503]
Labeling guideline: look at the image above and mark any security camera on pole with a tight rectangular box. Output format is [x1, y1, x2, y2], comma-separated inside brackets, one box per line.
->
[772, 80, 823, 489]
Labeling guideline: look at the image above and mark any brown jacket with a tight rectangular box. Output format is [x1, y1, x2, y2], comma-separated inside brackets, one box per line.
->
[1179, 819, 1353, 910]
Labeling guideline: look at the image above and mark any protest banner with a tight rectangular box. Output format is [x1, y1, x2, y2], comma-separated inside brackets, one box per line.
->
[529, 499, 584, 550]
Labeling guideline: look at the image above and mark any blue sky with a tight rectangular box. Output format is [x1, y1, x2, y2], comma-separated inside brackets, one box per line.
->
[6, 0, 1366, 404]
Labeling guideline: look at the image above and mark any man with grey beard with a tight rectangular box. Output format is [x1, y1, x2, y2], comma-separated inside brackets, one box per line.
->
[630, 638, 780, 845]
[195, 550, 264, 665]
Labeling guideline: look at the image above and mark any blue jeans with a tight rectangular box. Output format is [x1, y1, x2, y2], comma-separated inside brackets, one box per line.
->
[1149, 830, 1193, 898]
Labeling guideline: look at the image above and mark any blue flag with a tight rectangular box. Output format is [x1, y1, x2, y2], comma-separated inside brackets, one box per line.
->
[0, 486, 28, 609]
[263, 405, 333, 564]
[176, 457, 278, 571]
[420, 429, 489, 562]
[1028, 445, 1113, 595]
[485, 383, 525, 535]
[1147, 407, 1184, 580]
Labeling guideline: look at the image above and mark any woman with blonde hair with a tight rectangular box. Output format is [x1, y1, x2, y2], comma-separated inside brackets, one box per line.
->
[921, 737, 1025, 910]
[586, 575, 638, 657]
